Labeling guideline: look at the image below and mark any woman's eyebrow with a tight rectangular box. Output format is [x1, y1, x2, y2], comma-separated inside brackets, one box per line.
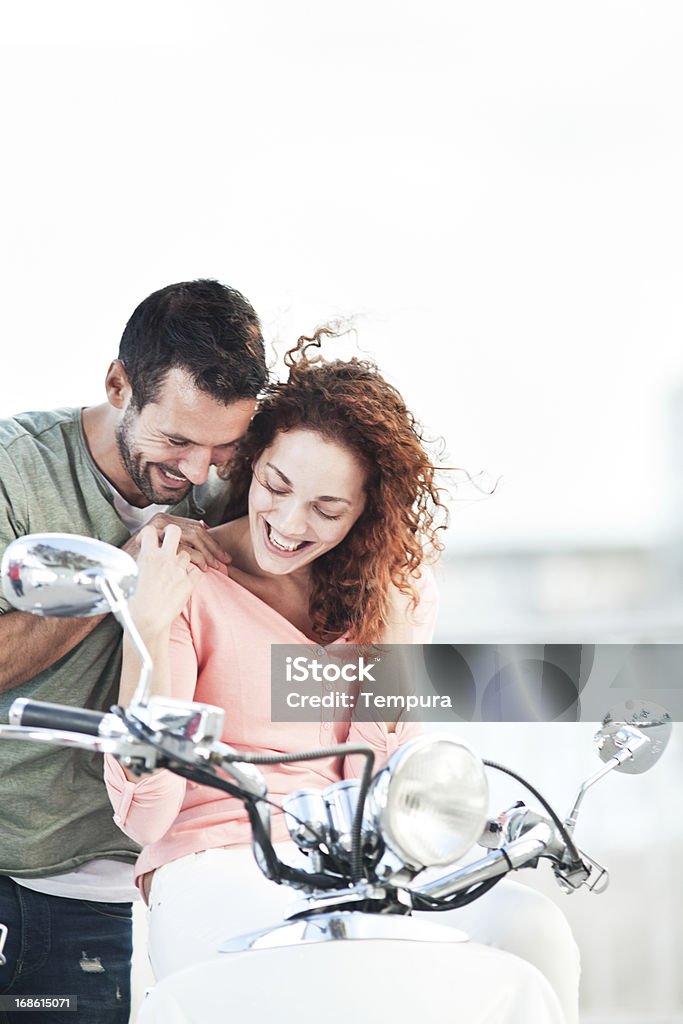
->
[317, 494, 352, 505]
[265, 462, 352, 505]
[265, 462, 292, 485]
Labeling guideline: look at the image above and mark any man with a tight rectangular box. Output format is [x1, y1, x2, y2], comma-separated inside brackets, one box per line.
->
[0, 280, 267, 1022]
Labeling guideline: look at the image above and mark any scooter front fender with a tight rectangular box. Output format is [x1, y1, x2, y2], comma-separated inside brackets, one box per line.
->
[137, 935, 565, 1024]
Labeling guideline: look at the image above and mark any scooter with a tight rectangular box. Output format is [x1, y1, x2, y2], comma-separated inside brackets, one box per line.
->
[0, 534, 673, 1024]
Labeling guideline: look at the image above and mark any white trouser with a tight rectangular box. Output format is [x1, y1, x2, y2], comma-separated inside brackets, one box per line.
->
[146, 845, 580, 1024]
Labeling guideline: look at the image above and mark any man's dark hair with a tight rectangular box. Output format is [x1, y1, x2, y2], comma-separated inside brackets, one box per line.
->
[118, 279, 268, 409]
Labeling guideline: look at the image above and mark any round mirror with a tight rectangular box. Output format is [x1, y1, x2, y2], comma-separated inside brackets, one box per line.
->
[1, 533, 137, 617]
[595, 700, 672, 774]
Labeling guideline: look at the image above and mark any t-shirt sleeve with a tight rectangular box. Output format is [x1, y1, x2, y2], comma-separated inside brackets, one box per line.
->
[0, 447, 30, 615]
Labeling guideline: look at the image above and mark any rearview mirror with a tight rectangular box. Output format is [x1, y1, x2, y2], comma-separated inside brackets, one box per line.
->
[595, 700, 672, 774]
[1, 533, 137, 617]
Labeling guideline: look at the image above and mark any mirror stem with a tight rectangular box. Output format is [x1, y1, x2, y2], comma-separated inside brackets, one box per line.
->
[96, 575, 153, 708]
[565, 730, 650, 834]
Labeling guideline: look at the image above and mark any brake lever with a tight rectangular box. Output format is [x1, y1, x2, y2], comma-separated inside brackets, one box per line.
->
[553, 849, 609, 894]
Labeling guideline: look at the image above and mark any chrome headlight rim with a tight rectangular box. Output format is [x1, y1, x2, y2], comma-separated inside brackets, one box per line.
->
[367, 733, 489, 871]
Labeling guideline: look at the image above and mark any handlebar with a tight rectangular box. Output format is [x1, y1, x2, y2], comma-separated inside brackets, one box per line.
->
[1, 695, 591, 902]
[412, 821, 558, 901]
[10, 698, 109, 736]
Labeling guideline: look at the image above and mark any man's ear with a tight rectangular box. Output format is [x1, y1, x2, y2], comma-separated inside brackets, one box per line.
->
[105, 359, 132, 410]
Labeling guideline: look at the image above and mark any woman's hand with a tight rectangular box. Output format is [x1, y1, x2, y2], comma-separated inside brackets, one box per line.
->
[118, 524, 200, 709]
[128, 523, 200, 639]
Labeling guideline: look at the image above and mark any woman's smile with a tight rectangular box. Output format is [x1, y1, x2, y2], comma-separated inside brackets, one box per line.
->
[262, 518, 313, 556]
[248, 429, 367, 577]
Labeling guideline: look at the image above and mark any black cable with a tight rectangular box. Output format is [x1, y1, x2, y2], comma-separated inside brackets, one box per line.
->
[220, 744, 376, 883]
[115, 710, 372, 887]
[114, 711, 295, 881]
[483, 758, 584, 866]
[350, 750, 374, 883]
[117, 711, 333, 853]
[166, 761, 345, 891]
[411, 874, 504, 912]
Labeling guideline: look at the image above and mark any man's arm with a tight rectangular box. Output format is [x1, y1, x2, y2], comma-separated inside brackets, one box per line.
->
[0, 610, 104, 693]
[0, 513, 228, 694]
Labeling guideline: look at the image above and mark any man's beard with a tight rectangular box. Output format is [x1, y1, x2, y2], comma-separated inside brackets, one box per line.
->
[116, 407, 192, 505]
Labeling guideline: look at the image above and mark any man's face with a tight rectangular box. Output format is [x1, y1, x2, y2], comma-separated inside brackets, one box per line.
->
[116, 367, 256, 505]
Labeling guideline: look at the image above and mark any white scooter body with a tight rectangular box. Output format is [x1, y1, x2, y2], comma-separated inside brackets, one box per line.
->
[137, 918, 565, 1024]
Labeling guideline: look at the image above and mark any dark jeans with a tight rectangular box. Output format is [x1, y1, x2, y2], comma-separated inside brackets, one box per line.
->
[0, 876, 132, 1024]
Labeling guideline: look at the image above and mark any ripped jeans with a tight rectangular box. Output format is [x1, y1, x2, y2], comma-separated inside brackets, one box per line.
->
[0, 876, 131, 1024]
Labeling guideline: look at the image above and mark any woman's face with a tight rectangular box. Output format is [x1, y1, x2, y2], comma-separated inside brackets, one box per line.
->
[248, 428, 367, 576]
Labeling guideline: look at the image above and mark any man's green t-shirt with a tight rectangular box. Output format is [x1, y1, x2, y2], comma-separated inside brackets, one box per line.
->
[0, 407, 230, 876]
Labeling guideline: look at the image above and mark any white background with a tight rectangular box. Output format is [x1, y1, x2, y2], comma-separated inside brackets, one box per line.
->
[2, 1, 683, 551]
[2, 3, 682, 1020]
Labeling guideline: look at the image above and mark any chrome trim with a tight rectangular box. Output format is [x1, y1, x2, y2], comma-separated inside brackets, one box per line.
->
[413, 822, 555, 900]
[219, 911, 469, 953]
[129, 696, 225, 748]
[284, 882, 393, 918]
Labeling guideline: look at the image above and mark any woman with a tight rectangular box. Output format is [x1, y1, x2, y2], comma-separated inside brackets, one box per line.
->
[105, 334, 578, 1020]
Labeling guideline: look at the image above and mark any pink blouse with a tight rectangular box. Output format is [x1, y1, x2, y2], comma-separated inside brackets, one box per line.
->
[104, 567, 438, 887]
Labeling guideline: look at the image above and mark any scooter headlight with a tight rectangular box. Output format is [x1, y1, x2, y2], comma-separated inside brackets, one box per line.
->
[367, 735, 488, 869]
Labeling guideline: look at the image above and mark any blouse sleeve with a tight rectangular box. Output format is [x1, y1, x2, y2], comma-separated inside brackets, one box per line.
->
[103, 605, 199, 844]
[103, 758, 187, 845]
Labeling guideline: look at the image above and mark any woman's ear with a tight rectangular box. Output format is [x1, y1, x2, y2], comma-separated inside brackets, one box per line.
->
[105, 359, 133, 410]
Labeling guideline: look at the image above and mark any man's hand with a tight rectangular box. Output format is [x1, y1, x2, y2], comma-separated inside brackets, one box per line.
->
[122, 513, 230, 572]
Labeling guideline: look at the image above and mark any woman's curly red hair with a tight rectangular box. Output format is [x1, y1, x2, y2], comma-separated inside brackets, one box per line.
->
[224, 329, 448, 643]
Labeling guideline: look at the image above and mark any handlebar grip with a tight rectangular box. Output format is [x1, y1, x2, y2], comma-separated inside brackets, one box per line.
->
[10, 698, 107, 736]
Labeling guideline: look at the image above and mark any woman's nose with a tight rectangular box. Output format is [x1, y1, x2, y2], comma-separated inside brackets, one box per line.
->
[273, 500, 309, 537]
